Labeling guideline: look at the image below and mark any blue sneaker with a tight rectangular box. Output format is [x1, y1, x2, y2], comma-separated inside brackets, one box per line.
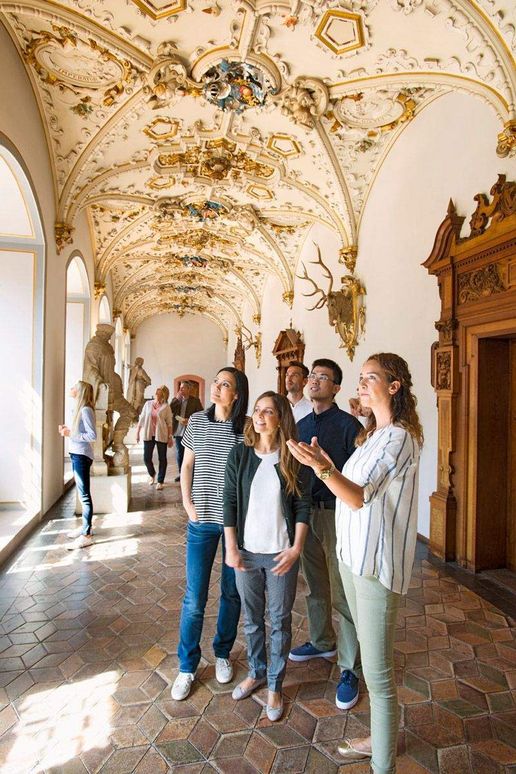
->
[336, 670, 359, 710]
[288, 642, 337, 662]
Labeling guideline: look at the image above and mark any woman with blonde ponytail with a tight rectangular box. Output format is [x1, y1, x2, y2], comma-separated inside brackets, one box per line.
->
[223, 391, 310, 721]
[58, 381, 96, 549]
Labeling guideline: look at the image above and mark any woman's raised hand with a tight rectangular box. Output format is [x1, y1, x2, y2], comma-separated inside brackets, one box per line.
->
[286, 436, 334, 473]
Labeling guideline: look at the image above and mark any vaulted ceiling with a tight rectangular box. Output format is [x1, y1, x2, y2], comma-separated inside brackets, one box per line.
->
[1, 0, 514, 340]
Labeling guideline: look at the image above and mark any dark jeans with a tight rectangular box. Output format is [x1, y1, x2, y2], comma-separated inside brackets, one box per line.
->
[143, 437, 168, 483]
[70, 453, 93, 536]
[175, 436, 185, 474]
[178, 521, 241, 673]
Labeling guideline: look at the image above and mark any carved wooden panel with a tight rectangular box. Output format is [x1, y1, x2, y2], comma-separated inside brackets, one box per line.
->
[272, 328, 305, 395]
[424, 175, 516, 570]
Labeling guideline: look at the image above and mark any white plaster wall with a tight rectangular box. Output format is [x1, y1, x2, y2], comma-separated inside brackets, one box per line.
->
[0, 22, 97, 513]
[133, 313, 227, 406]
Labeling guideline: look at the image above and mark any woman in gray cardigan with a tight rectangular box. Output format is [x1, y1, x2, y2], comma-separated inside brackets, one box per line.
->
[224, 391, 310, 721]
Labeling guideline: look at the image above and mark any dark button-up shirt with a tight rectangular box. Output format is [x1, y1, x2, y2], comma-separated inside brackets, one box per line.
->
[297, 403, 362, 506]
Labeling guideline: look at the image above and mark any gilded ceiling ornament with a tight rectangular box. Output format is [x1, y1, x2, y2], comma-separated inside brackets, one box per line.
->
[496, 120, 516, 158]
[129, 0, 186, 21]
[332, 91, 417, 135]
[282, 290, 294, 308]
[201, 59, 278, 113]
[339, 245, 357, 273]
[156, 141, 274, 182]
[314, 9, 366, 56]
[146, 175, 175, 190]
[55, 222, 74, 253]
[24, 25, 136, 107]
[274, 77, 329, 128]
[298, 244, 366, 360]
[143, 43, 199, 110]
[94, 281, 106, 300]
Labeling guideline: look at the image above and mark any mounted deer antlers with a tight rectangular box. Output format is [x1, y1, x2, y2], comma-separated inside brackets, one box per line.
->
[297, 242, 366, 361]
[297, 243, 333, 310]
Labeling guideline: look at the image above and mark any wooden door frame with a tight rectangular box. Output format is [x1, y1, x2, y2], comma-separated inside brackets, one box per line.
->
[424, 175, 516, 570]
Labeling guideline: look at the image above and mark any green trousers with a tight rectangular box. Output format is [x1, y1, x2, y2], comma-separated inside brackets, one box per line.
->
[300, 505, 360, 675]
[339, 562, 401, 774]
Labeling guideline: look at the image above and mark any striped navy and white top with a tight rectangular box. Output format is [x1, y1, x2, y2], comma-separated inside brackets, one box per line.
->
[182, 411, 244, 525]
[335, 425, 419, 595]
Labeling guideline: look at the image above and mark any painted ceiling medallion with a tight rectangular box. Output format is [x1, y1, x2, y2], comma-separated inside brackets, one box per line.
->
[202, 59, 277, 113]
[315, 9, 365, 55]
[176, 254, 208, 268]
[129, 0, 186, 21]
[184, 200, 227, 222]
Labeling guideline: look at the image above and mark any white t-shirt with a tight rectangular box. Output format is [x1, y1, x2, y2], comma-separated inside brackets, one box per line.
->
[243, 450, 289, 553]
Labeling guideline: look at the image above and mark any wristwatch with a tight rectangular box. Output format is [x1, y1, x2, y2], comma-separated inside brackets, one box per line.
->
[315, 464, 335, 480]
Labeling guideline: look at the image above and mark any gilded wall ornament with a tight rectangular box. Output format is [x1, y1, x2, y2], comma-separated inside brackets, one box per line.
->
[457, 263, 507, 304]
[94, 281, 106, 300]
[282, 290, 294, 308]
[55, 222, 74, 253]
[339, 245, 357, 273]
[496, 120, 516, 158]
[298, 244, 366, 360]
[201, 59, 278, 113]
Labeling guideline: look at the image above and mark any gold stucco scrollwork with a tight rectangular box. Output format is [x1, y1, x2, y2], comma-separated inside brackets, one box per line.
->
[496, 120, 516, 159]
[55, 222, 74, 253]
[338, 245, 357, 273]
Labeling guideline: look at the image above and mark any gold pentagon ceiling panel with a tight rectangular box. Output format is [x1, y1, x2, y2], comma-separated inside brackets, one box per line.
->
[314, 9, 366, 56]
[129, 0, 186, 21]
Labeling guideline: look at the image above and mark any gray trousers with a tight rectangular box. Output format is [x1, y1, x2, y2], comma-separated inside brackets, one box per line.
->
[235, 550, 299, 692]
[301, 504, 361, 675]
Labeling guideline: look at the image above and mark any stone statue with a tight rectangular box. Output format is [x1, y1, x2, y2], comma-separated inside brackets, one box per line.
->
[127, 357, 151, 416]
[83, 323, 137, 471]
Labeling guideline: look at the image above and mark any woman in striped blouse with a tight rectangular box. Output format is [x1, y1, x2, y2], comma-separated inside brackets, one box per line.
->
[288, 353, 423, 774]
[172, 367, 249, 702]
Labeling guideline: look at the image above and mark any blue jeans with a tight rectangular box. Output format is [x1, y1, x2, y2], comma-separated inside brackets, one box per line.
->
[178, 521, 241, 673]
[70, 453, 93, 535]
[175, 436, 185, 474]
[236, 550, 299, 692]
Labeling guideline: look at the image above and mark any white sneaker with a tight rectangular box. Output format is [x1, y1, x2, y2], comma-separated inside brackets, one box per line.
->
[66, 534, 93, 550]
[68, 527, 94, 538]
[171, 672, 195, 701]
[156, 482, 164, 490]
[148, 476, 155, 485]
[215, 658, 233, 684]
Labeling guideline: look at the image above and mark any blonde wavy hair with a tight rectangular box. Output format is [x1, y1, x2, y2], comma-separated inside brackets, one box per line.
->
[157, 384, 170, 402]
[357, 353, 424, 448]
[244, 391, 301, 496]
[71, 381, 95, 435]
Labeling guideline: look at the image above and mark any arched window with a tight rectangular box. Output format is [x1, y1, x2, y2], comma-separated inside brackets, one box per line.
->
[114, 316, 124, 378]
[98, 294, 111, 324]
[64, 254, 91, 480]
[0, 142, 45, 513]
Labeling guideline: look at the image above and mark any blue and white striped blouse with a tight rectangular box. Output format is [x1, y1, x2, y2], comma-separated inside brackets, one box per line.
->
[335, 425, 419, 595]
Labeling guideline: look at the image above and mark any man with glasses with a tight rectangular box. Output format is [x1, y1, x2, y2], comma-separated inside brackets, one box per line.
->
[285, 361, 312, 422]
[289, 359, 362, 711]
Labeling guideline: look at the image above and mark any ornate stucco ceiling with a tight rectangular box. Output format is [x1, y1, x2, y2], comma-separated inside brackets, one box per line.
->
[1, 0, 514, 339]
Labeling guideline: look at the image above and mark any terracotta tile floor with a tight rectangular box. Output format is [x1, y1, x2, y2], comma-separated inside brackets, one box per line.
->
[0, 451, 515, 773]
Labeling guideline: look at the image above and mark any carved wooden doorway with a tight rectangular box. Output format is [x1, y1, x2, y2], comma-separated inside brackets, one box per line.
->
[272, 328, 305, 395]
[424, 175, 516, 572]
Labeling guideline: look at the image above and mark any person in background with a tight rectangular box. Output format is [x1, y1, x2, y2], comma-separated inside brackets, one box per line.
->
[136, 385, 173, 490]
[288, 358, 362, 712]
[170, 380, 203, 482]
[172, 367, 249, 702]
[58, 381, 97, 550]
[224, 391, 310, 721]
[288, 353, 423, 774]
[285, 361, 312, 422]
